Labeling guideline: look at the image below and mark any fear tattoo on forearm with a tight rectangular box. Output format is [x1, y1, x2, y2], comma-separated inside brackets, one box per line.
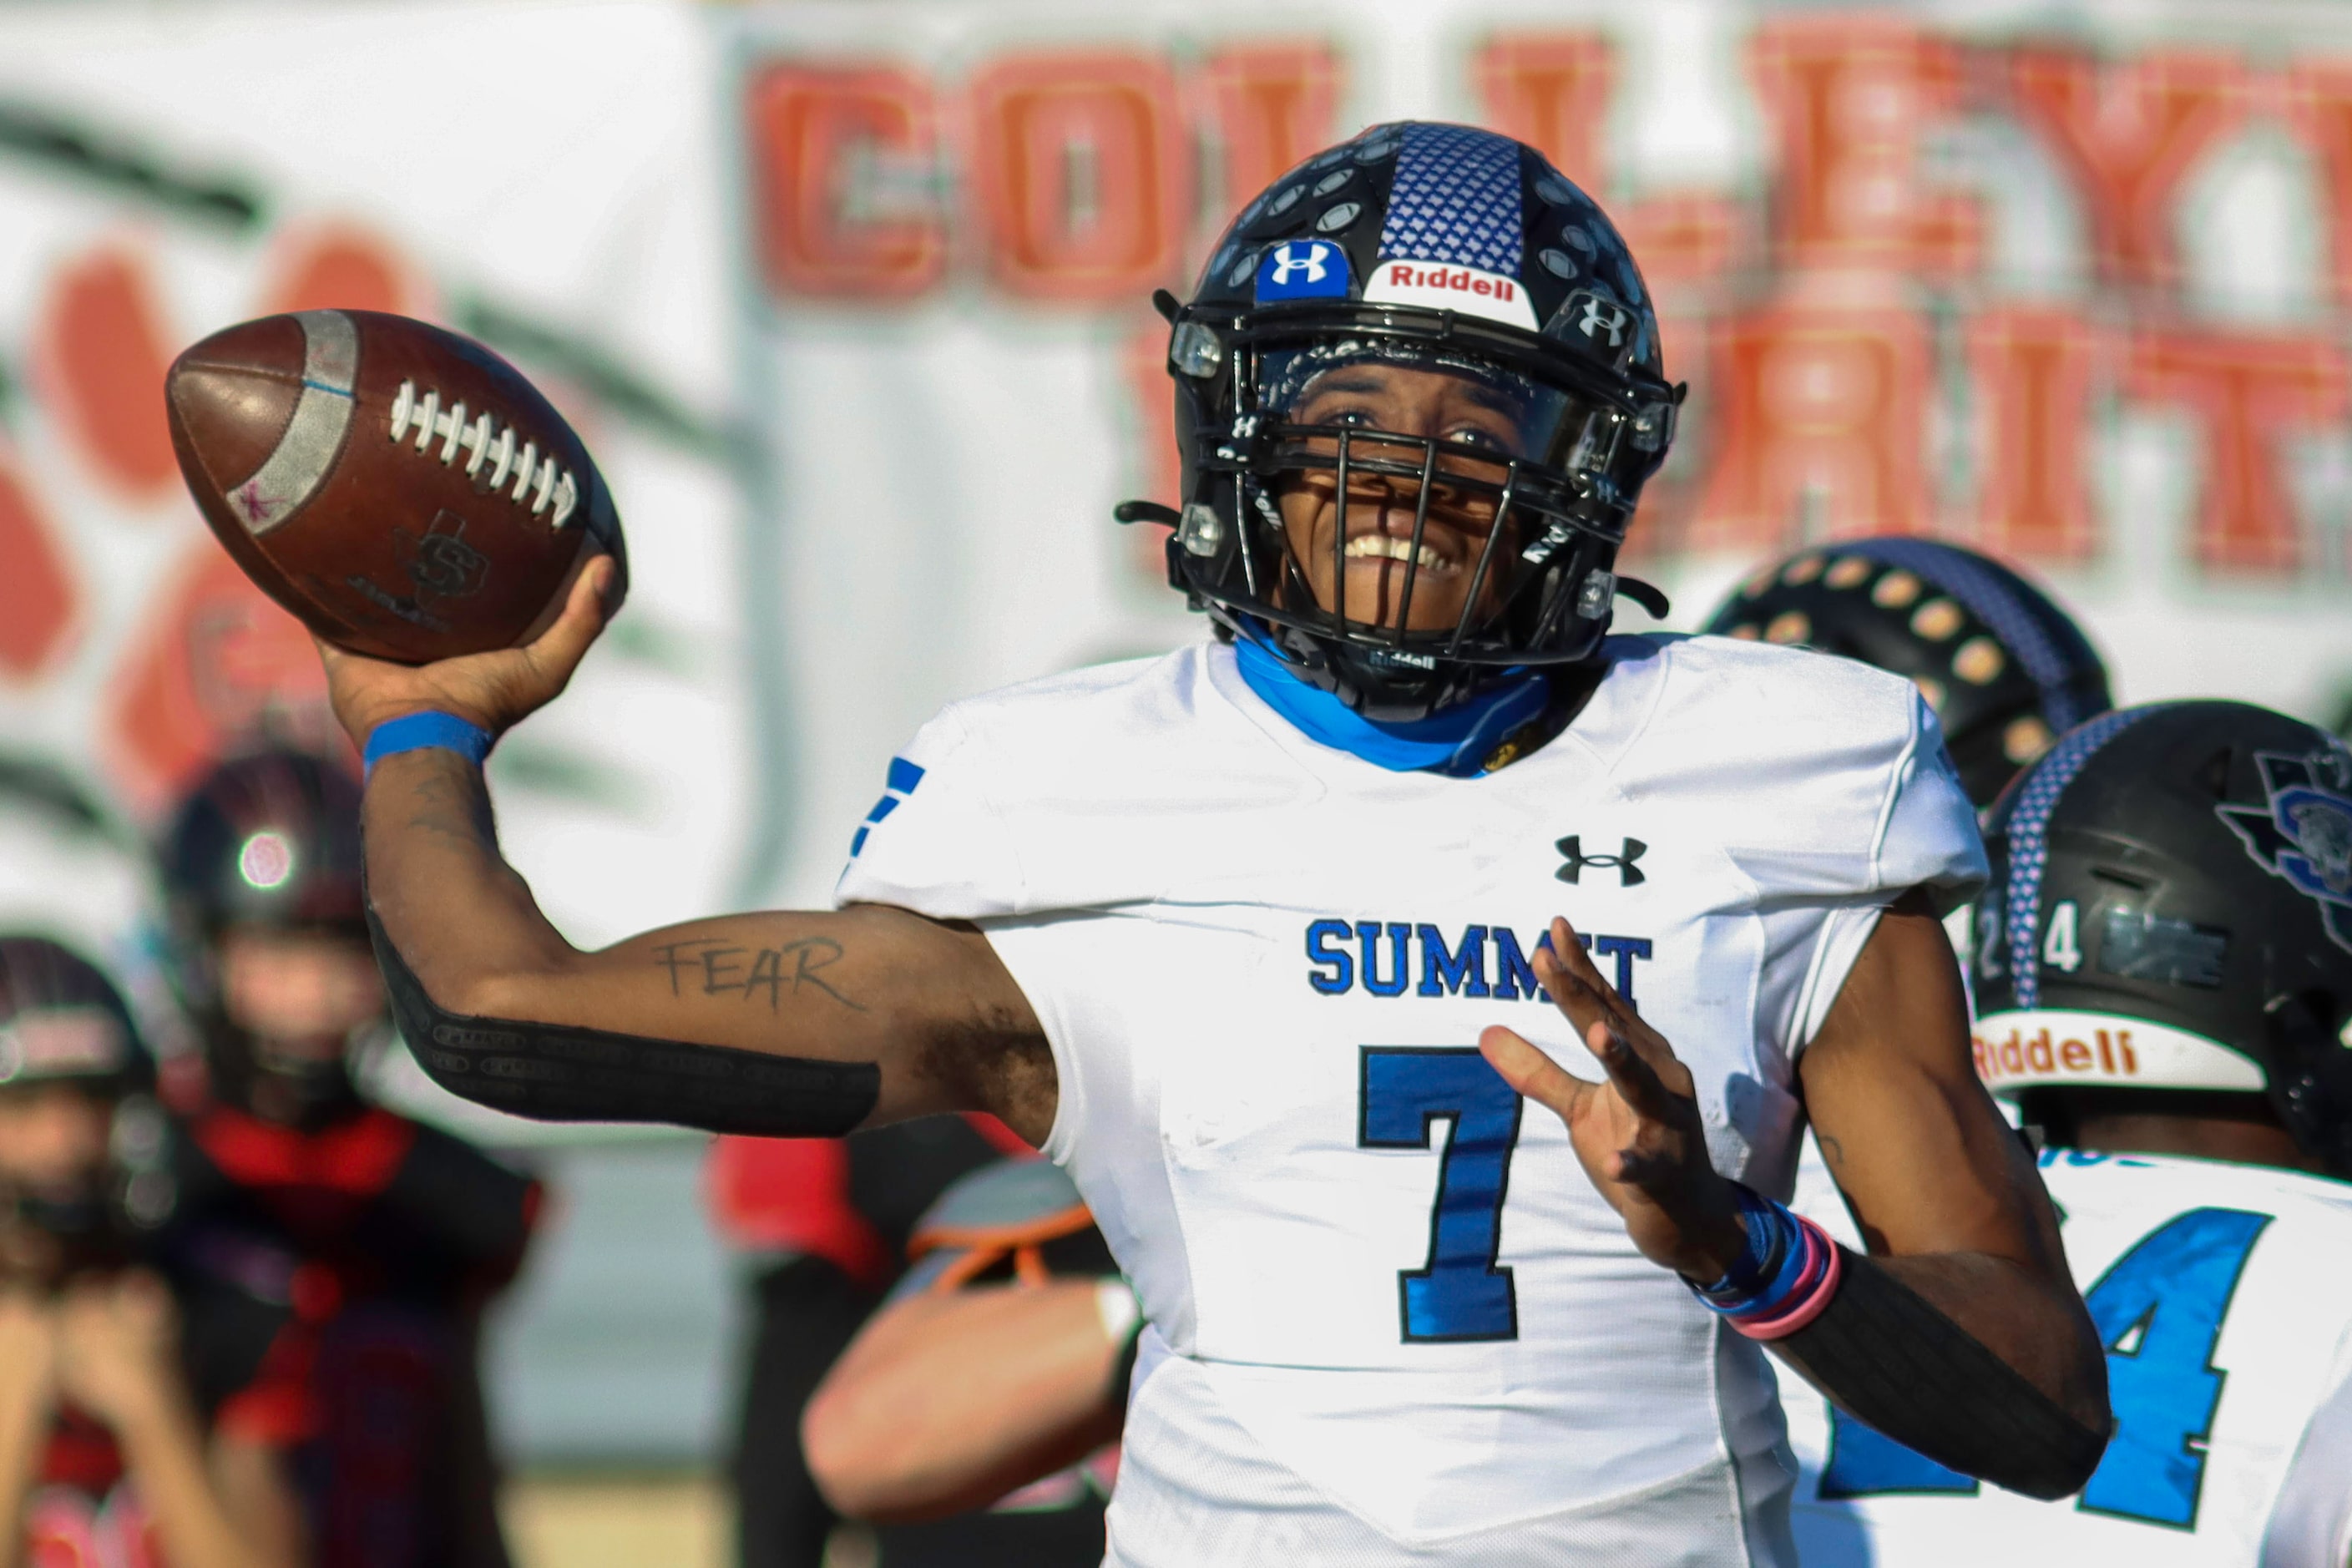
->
[650, 936, 865, 1013]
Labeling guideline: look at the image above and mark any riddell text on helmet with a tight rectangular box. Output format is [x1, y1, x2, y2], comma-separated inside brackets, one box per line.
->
[1970, 1009, 2267, 1092]
[1362, 260, 1538, 330]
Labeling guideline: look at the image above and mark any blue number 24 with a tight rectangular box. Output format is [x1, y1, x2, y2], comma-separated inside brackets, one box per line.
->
[1818, 1206, 2271, 1530]
[1358, 1047, 1525, 1342]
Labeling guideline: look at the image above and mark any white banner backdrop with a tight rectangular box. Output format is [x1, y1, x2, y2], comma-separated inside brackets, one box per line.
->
[726, 0, 2352, 917]
[0, 1, 752, 954]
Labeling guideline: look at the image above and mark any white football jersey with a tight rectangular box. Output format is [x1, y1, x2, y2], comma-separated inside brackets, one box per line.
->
[837, 633, 1984, 1566]
[1779, 1151, 2352, 1568]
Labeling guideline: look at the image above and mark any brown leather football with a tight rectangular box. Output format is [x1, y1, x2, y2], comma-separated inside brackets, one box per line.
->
[166, 309, 627, 664]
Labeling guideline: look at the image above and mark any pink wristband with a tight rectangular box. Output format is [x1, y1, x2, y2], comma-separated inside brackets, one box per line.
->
[1733, 1222, 1844, 1341]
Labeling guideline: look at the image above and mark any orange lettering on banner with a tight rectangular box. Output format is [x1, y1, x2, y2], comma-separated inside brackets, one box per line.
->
[106, 545, 334, 813]
[0, 457, 75, 677]
[746, 64, 945, 301]
[1692, 297, 1933, 551]
[1619, 195, 1740, 287]
[1748, 19, 1977, 275]
[1966, 307, 2103, 563]
[969, 50, 1188, 303]
[2005, 47, 2250, 291]
[261, 225, 422, 317]
[2285, 63, 2352, 310]
[1471, 33, 1613, 189]
[35, 247, 180, 503]
[2124, 327, 2349, 573]
[1201, 42, 1340, 231]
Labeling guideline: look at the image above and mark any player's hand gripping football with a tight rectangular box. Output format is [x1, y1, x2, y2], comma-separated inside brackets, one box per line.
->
[316, 554, 617, 749]
[1480, 917, 1748, 1283]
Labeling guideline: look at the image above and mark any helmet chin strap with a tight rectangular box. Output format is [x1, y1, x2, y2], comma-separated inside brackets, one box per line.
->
[1232, 634, 1550, 776]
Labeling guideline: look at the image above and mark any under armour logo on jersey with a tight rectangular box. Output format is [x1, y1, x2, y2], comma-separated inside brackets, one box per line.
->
[1569, 291, 1631, 348]
[1555, 836, 1646, 887]
[1255, 239, 1352, 302]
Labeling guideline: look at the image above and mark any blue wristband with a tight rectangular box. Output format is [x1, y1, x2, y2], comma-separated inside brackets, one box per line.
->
[363, 711, 494, 776]
[1689, 1185, 1798, 1311]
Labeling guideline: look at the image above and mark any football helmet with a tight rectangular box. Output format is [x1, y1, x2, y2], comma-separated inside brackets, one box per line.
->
[1973, 701, 2352, 1175]
[0, 935, 171, 1267]
[159, 750, 372, 1124]
[0, 937, 149, 1097]
[1136, 122, 1682, 721]
[1704, 538, 2111, 807]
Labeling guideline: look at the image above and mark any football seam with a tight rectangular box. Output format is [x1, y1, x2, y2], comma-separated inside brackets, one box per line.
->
[383, 379, 581, 529]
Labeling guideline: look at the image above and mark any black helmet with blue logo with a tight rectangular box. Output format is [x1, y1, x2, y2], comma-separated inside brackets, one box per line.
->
[1975, 701, 2352, 1174]
[1133, 122, 1682, 721]
[1704, 538, 2112, 809]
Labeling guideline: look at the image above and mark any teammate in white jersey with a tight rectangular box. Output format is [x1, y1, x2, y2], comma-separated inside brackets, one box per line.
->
[322, 123, 2109, 1563]
[1780, 699, 2352, 1567]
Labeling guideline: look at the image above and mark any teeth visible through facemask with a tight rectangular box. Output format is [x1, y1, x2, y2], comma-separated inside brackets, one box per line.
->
[1344, 534, 1454, 574]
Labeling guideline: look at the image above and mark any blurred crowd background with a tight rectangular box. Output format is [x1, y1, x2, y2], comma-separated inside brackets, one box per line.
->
[2, 0, 2350, 1563]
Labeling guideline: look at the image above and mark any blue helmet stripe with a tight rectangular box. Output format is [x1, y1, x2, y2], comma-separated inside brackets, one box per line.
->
[1377, 124, 1524, 277]
[1843, 538, 2095, 732]
[2003, 706, 2170, 1006]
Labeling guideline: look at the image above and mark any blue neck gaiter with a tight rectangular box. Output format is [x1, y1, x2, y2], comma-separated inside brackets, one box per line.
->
[1232, 635, 1550, 777]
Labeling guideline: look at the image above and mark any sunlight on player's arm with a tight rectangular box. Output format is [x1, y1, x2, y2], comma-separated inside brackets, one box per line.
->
[1794, 891, 2101, 1415]
[324, 561, 1052, 1141]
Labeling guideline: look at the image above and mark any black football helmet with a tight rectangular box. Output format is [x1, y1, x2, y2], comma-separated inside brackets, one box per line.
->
[158, 750, 372, 1124]
[0, 936, 173, 1267]
[1973, 701, 2352, 1175]
[1133, 121, 1682, 721]
[1703, 538, 2112, 808]
[0, 937, 149, 1097]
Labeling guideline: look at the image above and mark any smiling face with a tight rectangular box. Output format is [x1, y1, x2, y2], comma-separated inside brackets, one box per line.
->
[1273, 362, 1550, 635]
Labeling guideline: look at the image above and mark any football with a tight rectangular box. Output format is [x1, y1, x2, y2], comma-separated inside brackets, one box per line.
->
[166, 309, 627, 664]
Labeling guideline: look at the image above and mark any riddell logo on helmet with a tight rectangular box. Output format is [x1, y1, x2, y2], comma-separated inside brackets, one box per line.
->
[1970, 1008, 2267, 1093]
[1974, 1024, 2139, 1085]
[1363, 260, 1539, 331]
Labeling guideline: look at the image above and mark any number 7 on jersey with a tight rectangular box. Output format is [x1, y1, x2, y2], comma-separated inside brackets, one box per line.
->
[1359, 1047, 1526, 1343]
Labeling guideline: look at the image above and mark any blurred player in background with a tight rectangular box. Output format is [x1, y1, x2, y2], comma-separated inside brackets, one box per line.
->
[0, 935, 303, 1568]
[1781, 700, 2352, 1566]
[803, 1154, 1130, 1565]
[158, 750, 540, 1568]
[1702, 536, 2113, 810]
[706, 1114, 1022, 1568]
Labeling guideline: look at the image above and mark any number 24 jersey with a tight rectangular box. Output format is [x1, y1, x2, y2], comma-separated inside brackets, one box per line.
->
[1779, 1150, 2352, 1568]
[838, 634, 1985, 1566]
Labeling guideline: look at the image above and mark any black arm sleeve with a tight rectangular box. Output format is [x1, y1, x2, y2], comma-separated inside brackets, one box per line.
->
[367, 903, 879, 1137]
[1773, 1247, 2109, 1501]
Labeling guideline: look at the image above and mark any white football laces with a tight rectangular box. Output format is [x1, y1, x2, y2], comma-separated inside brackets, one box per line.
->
[387, 378, 580, 529]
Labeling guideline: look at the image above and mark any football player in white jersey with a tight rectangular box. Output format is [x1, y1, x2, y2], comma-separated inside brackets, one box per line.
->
[1779, 699, 2352, 1567]
[320, 123, 2109, 1564]
[788, 536, 2129, 1534]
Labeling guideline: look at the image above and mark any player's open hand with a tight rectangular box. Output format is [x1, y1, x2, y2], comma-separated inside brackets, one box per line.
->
[317, 554, 615, 746]
[1480, 916, 1746, 1282]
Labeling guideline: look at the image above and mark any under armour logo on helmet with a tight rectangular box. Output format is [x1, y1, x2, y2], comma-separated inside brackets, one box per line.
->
[1575, 294, 1631, 348]
[1268, 243, 1331, 286]
[1555, 835, 1646, 887]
